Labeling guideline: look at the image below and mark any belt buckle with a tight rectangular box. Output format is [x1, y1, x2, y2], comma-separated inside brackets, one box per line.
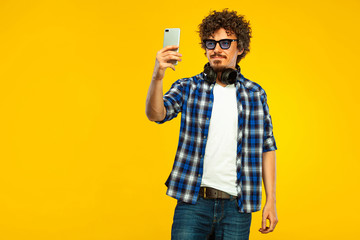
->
[204, 187, 207, 198]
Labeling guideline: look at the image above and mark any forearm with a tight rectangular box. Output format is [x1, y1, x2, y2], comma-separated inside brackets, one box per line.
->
[146, 45, 181, 122]
[262, 150, 277, 203]
[145, 78, 166, 122]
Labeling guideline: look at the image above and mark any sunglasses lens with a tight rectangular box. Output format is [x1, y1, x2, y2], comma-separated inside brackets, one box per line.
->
[220, 40, 231, 49]
[205, 40, 216, 49]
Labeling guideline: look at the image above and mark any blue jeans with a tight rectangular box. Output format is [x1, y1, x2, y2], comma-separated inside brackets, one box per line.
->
[171, 195, 252, 240]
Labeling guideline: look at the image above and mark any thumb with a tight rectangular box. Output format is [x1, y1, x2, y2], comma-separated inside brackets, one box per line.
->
[262, 215, 267, 230]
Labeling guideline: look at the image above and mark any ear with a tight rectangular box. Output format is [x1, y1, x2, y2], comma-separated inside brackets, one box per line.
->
[238, 48, 244, 55]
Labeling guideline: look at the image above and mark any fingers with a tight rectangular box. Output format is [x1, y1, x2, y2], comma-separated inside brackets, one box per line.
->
[163, 62, 175, 71]
[159, 50, 182, 61]
[161, 52, 182, 62]
[157, 46, 182, 60]
[268, 217, 277, 232]
[259, 226, 270, 234]
[259, 218, 268, 233]
[259, 220, 270, 234]
[153, 46, 181, 80]
[259, 216, 278, 234]
[159, 45, 179, 53]
[258, 203, 278, 234]
[262, 216, 267, 230]
[156, 48, 182, 70]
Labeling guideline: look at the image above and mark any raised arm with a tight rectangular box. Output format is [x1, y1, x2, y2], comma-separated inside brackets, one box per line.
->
[145, 45, 182, 122]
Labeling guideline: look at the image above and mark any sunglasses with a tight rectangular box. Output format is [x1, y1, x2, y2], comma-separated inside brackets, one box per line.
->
[203, 39, 238, 50]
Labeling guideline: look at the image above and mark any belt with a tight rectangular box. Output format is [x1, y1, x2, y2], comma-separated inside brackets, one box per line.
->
[199, 187, 231, 199]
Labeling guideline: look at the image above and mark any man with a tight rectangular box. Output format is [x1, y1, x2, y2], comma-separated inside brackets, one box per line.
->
[146, 9, 278, 240]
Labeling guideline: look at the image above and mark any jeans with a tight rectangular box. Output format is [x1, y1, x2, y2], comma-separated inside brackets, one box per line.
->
[171, 195, 252, 240]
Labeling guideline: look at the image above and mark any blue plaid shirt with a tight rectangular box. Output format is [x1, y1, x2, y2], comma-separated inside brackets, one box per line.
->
[155, 71, 277, 213]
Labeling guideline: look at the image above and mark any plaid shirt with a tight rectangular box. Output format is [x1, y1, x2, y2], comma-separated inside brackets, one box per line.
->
[155, 71, 277, 213]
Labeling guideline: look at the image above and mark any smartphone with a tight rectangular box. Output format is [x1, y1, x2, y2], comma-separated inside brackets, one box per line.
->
[163, 28, 180, 65]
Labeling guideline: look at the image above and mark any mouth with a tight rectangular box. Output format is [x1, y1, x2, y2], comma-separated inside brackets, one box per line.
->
[211, 55, 226, 59]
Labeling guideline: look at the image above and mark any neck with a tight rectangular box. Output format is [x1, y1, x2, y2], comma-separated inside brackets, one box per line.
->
[216, 73, 227, 87]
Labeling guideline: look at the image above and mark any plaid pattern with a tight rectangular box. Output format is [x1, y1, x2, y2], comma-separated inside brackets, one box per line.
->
[155, 71, 277, 213]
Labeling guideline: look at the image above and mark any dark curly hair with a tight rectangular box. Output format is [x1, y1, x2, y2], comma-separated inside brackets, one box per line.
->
[198, 9, 252, 63]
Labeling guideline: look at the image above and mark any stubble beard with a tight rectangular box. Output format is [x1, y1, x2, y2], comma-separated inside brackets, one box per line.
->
[211, 60, 226, 73]
[210, 60, 227, 84]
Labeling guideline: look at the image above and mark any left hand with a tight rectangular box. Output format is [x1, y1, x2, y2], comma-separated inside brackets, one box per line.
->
[259, 201, 278, 234]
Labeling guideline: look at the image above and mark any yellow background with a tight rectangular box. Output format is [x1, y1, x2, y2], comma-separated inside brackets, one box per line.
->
[0, 0, 359, 239]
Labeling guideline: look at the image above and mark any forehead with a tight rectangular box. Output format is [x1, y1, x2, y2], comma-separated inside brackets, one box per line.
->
[209, 28, 236, 40]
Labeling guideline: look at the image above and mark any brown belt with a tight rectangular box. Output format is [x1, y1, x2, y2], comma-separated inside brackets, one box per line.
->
[199, 187, 231, 199]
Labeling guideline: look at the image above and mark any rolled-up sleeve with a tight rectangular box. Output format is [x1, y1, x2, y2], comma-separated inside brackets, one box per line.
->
[155, 79, 185, 124]
[260, 90, 278, 152]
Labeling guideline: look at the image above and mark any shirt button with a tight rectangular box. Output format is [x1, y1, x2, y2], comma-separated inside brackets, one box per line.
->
[206, 118, 209, 120]
[209, 100, 212, 103]
[198, 174, 201, 177]
[201, 155, 203, 158]
[204, 136, 206, 139]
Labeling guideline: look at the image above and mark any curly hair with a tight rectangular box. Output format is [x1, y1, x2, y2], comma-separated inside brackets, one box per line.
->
[198, 9, 252, 63]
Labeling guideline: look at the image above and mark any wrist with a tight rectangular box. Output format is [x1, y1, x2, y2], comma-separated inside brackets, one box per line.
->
[266, 195, 276, 204]
[152, 73, 164, 81]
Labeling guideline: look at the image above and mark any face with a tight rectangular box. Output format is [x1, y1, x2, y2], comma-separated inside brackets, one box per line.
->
[205, 28, 244, 72]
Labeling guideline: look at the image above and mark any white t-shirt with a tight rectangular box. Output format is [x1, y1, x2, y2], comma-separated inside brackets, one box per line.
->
[200, 82, 238, 196]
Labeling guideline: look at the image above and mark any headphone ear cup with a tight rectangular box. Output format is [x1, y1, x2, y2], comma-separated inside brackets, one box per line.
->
[221, 68, 238, 85]
[204, 63, 217, 84]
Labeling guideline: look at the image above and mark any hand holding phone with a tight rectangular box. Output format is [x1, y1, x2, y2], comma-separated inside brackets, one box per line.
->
[152, 28, 182, 81]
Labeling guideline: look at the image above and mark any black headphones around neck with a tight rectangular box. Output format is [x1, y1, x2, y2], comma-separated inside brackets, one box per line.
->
[203, 62, 241, 85]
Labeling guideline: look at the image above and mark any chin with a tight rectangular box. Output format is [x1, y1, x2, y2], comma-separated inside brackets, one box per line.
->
[211, 60, 227, 72]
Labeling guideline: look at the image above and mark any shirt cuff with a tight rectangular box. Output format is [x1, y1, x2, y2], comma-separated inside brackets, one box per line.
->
[155, 101, 170, 124]
[263, 136, 278, 152]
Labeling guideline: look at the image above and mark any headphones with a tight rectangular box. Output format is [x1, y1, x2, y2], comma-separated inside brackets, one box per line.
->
[203, 62, 241, 85]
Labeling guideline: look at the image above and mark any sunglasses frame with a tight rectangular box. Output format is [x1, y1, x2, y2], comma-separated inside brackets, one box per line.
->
[203, 39, 238, 50]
